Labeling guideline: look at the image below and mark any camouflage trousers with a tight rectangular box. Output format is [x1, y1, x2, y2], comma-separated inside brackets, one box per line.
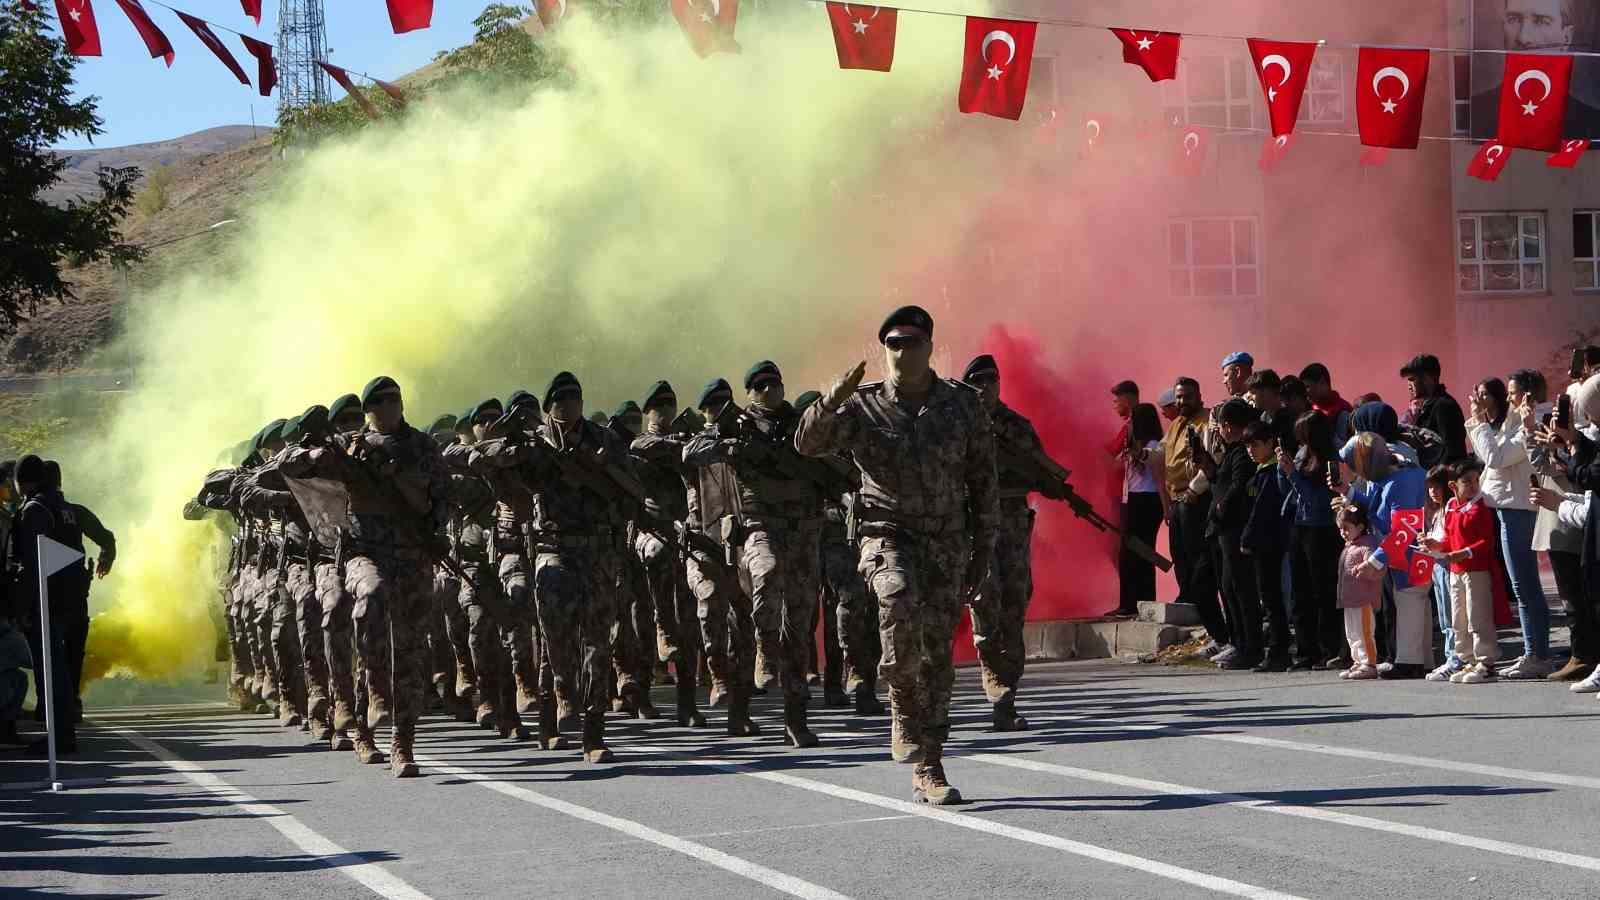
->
[685, 548, 754, 694]
[970, 509, 1034, 702]
[459, 557, 515, 723]
[859, 529, 969, 757]
[265, 565, 306, 717]
[637, 531, 696, 674]
[742, 527, 821, 705]
[315, 561, 366, 734]
[285, 560, 329, 723]
[821, 537, 880, 694]
[611, 544, 656, 699]
[533, 546, 616, 724]
[243, 566, 279, 702]
[345, 551, 433, 740]
[431, 568, 474, 699]
[225, 576, 256, 696]
[498, 551, 545, 714]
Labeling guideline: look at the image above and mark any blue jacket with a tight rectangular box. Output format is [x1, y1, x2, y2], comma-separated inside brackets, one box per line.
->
[1340, 457, 1428, 589]
[1241, 463, 1286, 554]
[1280, 464, 1336, 528]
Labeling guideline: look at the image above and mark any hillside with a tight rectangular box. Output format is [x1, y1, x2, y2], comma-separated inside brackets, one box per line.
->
[42, 125, 263, 205]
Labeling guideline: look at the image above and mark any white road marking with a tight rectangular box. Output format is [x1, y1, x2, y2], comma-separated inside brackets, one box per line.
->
[102, 724, 431, 900]
[969, 752, 1600, 873]
[416, 754, 853, 900]
[631, 745, 1303, 900]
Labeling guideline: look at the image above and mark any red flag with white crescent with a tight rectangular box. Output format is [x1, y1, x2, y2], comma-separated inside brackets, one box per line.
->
[1498, 53, 1573, 151]
[1356, 47, 1430, 149]
[385, 0, 432, 34]
[1408, 553, 1435, 583]
[114, 0, 173, 65]
[958, 16, 1037, 120]
[177, 12, 251, 87]
[1258, 133, 1293, 172]
[1547, 137, 1589, 168]
[826, 3, 896, 72]
[319, 62, 380, 119]
[1247, 38, 1318, 137]
[1109, 29, 1179, 82]
[671, 0, 739, 57]
[1466, 141, 1512, 180]
[535, 0, 567, 29]
[239, 35, 276, 97]
[239, 0, 261, 24]
[55, 1, 101, 56]
[1175, 126, 1208, 177]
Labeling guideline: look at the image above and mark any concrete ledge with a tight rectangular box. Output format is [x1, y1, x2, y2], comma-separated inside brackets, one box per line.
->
[1017, 618, 1184, 663]
[1138, 601, 1202, 627]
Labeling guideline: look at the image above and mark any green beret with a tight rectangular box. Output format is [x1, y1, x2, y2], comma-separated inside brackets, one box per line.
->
[475, 397, 504, 418]
[697, 378, 733, 411]
[642, 380, 676, 411]
[614, 400, 641, 420]
[455, 407, 476, 433]
[297, 405, 330, 439]
[258, 418, 289, 448]
[328, 393, 361, 422]
[506, 390, 537, 414]
[878, 305, 934, 343]
[744, 359, 782, 391]
[361, 375, 401, 408]
[543, 371, 581, 410]
[279, 416, 305, 445]
[428, 413, 457, 435]
[794, 390, 822, 411]
[963, 354, 999, 383]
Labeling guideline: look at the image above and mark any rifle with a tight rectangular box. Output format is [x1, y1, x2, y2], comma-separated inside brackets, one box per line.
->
[995, 444, 1173, 572]
[721, 401, 857, 497]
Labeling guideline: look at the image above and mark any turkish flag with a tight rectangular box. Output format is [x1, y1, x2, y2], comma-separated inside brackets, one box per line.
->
[1360, 147, 1390, 166]
[671, 0, 740, 57]
[55, 1, 101, 56]
[1409, 553, 1435, 583]
[1174, 126, 1208, 177]
[239, 35, 276, 98]
[1258, 133, 1293, 172]
[958, 17, 1037, 121]
[1498, 53, 1573, 151]
[826, 3, 896, 72]
[1247, 38, 1317, 137]
[1356, 47, 1429, 149]
[386, 0, 432, 34]
[1110, 29, 1179, 82]
[374, 79, 407, 104]
[319, 62, 380, 119]
[1378, 508, 1423, 570]
[177, 13, 250, 87]
[535, 0, 567, 29]
[1548, 138, 1589, 167]
[1466, 141, 1512, 180]
[239, 0, 261, 25]
[113, 0, 173, 66]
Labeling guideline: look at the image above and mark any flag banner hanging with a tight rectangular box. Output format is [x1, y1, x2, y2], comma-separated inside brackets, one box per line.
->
[535, 0, 567, 29]
[55, 1, 101, 56]
[240, 35, 276, 98]
[826, 2, 896, 72]
[1356, 47, 1430, 149]
[671, 0, 740, 57]
[114, 0, 174, 66]
[239, 0, 260, 25]
[320, 62, 380, 119]
[1175, 126, 1208, 177]
[1247, 38, 1318, 137]
[386, 0, 432, 34]
[1467, 141, 1512, 180]
[1258, 133, 1292, 172]
[958, 16, 1037, 120]
[374, 78, 408, 104]
[1497, 53, 1573, 151]
[1109, 28, 1179, 82]
[1548, 138, 1590, 168]
[177, 12, 250, 87]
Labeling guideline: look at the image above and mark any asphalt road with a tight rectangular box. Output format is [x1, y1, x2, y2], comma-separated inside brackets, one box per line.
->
[5, 656, 1600, 900]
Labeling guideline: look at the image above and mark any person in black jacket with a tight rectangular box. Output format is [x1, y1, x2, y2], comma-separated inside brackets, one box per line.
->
[9, 455, 81, 755]
[1204, 400, 1263, 670]
[1402, 354, 1468, 464]
[1240, 421, 1291, 671]
[44, 461, 115, 724]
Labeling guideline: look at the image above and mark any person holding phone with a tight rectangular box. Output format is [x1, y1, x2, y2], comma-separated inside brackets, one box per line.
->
[1280, 412, 1345, 670]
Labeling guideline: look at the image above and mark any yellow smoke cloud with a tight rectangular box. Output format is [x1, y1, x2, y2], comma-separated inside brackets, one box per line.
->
[72, 7, 1004, 681]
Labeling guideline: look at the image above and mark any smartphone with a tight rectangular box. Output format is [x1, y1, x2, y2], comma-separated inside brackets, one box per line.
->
[1530, 473, 1540, 491]
[1326, 460, 1342, 488]
[1557, 393, 1573, 430]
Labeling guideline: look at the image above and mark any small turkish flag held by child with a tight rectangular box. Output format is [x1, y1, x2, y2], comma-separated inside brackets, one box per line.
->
[1467, 141, 1512, 180]
[826, 3, 897, 72]
[1110, 29, 1180, 82]
[1547, 138, 1589, 168]
[1380, 508, 1424, 570]
[55, 1, 101, 56]
[1409, 554, 1435, 583]
[958, 17, 1038, 120]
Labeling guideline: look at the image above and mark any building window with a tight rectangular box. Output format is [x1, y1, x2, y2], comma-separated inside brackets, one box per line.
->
[1458, 212, 1545, 294]
[1297, 53, 1346, 124]
[1169, 217, 1260, 297]
[1452, 53, 1471, 136]
[1162, 56, 1255, 130]
[1575, 211, 1600, 290]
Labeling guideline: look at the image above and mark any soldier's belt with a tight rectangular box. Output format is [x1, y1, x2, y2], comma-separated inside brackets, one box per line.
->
[857, 508, 964, 536]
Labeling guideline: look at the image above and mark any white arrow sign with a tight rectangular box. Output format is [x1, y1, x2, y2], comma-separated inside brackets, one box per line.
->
[40, 535, 84, 577]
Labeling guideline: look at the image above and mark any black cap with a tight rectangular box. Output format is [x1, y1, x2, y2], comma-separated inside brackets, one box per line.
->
[963, 354, 999, 383]
[428, 413, 457, 435]
[697, 378, 733, 411]
[794, 390, 822, 411]
[877, 305, 933, 344]
[1399, 354, 1441, 379]
[744, 359, 782, 391]
[328, 393, 361, 422]
[543, 371, 582, 410]
[642, 380, 676, 411]
[15, 454, 45, 486]
[361, 376, 401, 408]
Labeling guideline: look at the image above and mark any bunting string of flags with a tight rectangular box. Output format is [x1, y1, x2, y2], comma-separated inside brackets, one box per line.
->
[25, 0, 1600, 181]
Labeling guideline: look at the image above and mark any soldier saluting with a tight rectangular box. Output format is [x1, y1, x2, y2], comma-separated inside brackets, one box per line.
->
[795, 306, 999, 806]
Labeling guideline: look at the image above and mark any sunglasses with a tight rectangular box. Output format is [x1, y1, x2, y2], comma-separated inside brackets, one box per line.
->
[884, 336, 927, 351]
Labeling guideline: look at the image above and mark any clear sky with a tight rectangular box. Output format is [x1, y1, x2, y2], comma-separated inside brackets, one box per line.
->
[53, 1, 480, 149]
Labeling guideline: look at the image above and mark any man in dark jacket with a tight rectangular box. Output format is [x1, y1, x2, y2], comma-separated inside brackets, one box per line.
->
[10, 455, 81, 754]
[1402, 354, 1468, 464]
[1239, 422, 1290, 670]
[1202, 400, 1262, 670]
[44, 461, 114, 725]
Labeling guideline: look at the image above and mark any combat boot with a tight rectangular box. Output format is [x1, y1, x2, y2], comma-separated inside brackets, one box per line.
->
[353, 727, 386, 765]
[228, 684, 253, 712]
[676, 675, 706, 728]
[854, 685, 886, 716]
[823, 678, 851, 708]
[992, 695, 1030, 732]
[331, 700, 357, 735]
[707, 679, 729, 709]
[631, 685, 659, 721]
[538, 693, 569, 751]
[725, 689, 761, 737]
[367, 693, 391, 731]
[556, 698, 580, 734]
[329, 728, 354, 752]
[279, 699, 303, 729]
[474, 702, 498, 730]
[499, 708, 532, 742]
[307, 695, 330, 729]
[516, 677, 537, 715]
[390, 724, 419, 778]
[783, 700, 819, 748]
[912, 753, 962, 806]
[582, 713, 614, 764]
[890, 700, 923, 764]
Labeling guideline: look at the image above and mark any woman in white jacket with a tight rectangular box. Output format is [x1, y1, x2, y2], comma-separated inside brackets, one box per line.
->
[1468, 377, 1552, 678]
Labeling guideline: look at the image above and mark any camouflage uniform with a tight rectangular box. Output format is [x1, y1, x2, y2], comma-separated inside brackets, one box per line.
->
[440, 442, 519, 734]
[679, 465, 757, 730]
[969, 400, 1038, 721]
[631, 426, 706, 725]
[820, 492, 882, 710]
[796, 375, 998, 776]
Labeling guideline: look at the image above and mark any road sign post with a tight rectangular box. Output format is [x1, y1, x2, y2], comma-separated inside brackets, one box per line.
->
[37, 534, 84, 793]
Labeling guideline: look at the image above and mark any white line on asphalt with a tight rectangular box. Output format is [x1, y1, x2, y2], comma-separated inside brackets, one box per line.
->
[967, 753, 1600, 873]
[630, 745, 1303, 900]
[1194, 733, 1600, 791]
[416, 754, 853, 900]
[103, 724, 431, 900]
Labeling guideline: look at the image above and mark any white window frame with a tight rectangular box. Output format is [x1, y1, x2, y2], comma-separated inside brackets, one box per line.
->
[1169, 216, 1262, 299]
[1161, 55, 1257, 131]
[1457, 211, 1547, 295]
[1296, 52, 1346, 125]
[1575, 210, 1600, 292]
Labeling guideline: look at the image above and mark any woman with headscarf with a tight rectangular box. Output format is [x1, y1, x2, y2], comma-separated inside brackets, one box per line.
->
[1338, 433, 1431, 679]
[1351, 402, 1420, 468]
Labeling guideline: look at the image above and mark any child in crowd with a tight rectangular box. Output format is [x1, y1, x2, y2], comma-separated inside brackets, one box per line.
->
[1423, 465, 1462, 682]
[1240, 421, 1291, 670]
[1336, 504, 1385, 679]
[1427, 460, 1499, 684]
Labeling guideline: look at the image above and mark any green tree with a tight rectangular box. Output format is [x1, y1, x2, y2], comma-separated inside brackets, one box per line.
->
[135, 163, 174, 216]
[0, 5, 145, 341]
[433, 4, 566, 91]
